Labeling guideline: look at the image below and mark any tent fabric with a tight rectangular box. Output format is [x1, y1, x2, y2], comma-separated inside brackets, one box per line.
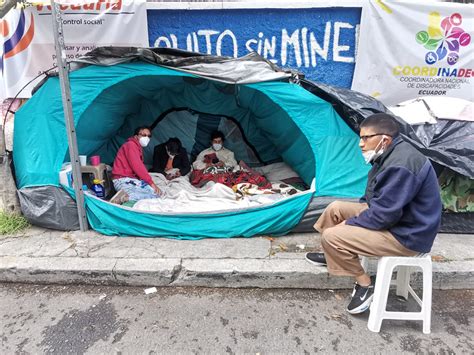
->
[70, 47, 296, 85]
[80, 188, 313, 238]
[13, 58, 369, 238]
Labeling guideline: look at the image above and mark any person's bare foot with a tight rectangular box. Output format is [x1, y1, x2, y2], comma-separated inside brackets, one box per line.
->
[110, 190, 129, 204]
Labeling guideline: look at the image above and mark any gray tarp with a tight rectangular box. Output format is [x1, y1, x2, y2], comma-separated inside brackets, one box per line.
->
[70, 47, 296, 84]
[18, 186, 79, 230]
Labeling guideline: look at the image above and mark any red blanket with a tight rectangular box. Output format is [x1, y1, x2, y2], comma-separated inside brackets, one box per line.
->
[191, 169, 271, 189]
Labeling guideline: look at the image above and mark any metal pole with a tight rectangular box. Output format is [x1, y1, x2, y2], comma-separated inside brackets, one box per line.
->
[51, 1, 88, 231]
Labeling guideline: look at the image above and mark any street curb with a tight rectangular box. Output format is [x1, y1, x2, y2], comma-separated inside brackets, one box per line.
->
[0, 256, 472, 289]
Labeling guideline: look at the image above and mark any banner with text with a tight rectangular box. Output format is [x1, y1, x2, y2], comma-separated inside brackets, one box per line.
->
[352, 1, 473, 106]
[147, 8, 361, 88]
[0, 0, 148, 101]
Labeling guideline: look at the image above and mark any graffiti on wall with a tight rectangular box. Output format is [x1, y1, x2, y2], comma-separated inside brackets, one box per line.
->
[147, 8, 361, 88]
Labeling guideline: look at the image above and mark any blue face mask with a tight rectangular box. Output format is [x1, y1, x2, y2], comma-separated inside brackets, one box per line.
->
[362, 136, 386, 164]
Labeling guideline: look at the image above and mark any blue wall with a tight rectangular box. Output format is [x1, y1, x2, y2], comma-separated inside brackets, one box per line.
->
[147, 8, 361, 88]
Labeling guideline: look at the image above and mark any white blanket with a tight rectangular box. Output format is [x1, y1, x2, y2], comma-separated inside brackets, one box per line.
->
[133, 173, 286, 213]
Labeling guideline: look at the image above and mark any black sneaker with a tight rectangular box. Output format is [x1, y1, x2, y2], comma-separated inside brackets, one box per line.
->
[305, 252, 327, 266]
[346, 276, 376, 314]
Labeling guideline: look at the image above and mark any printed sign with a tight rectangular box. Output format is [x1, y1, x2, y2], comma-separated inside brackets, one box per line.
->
[352, 1, 473, 106]
[0, 0, 149, 100]
[147, 8, 361, 88]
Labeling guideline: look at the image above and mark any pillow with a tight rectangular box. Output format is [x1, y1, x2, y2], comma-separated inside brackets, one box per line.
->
[254, 162, 300, 182]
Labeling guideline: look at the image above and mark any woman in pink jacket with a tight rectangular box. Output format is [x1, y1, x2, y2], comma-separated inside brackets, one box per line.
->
[111, 126, 162, 202]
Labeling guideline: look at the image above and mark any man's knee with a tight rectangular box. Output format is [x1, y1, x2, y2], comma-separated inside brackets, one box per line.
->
[321, 227, 342, 247]
[326, 200, 344, 213]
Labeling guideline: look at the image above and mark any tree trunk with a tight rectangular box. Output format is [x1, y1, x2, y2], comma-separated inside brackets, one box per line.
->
[0, 125, 20, 213]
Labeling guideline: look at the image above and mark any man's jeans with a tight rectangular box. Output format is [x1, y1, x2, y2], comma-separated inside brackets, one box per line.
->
[113, 177, 158, 201]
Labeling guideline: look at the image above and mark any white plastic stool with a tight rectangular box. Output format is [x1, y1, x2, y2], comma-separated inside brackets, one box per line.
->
[367, 254, 432, 334]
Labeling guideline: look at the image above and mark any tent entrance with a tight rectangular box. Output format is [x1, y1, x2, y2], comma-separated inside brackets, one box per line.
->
[150, 107, 281, 168]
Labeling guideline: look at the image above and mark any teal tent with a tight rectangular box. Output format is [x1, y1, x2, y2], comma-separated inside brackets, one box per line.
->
[13, 48, 370, 238]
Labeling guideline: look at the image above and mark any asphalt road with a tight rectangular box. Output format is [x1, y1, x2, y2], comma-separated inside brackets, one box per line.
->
[0, 283, 472, 354]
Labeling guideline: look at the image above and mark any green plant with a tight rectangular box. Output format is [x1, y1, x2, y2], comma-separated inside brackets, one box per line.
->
[0, 211, 30, 235]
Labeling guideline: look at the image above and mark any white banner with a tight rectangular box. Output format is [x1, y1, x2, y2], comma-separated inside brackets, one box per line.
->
[0, 0, 148, 101]
[351, 1, 473, 106]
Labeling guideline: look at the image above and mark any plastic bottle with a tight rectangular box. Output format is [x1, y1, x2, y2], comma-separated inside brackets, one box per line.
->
[83, 184, 95, 196]
[59, 163, 73, 187]
[91, 179, 105, 199]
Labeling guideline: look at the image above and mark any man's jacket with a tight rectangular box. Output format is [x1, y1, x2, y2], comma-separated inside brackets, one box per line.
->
[346, 136, 442, 253]
[151, 143, 191, 176]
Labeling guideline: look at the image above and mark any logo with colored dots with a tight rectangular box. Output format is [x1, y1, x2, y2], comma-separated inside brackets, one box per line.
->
[416, 12, 471, 66]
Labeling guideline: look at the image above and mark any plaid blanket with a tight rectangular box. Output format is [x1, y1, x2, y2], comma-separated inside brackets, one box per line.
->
[191, 168, 271, 189]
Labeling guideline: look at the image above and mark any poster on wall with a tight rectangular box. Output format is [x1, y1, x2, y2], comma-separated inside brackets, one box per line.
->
[352, 0, 473, 106]
[0, 0, 149, 101]
[147, 7, 361, 89]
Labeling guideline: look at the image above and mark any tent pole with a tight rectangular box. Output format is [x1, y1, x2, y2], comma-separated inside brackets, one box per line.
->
[51, 1, 88, 232]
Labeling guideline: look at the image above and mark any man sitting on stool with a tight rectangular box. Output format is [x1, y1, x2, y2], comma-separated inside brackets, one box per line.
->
[305, 113, 441, 314]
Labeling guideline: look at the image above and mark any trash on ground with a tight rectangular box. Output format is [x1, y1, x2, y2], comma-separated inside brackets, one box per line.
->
[279, 243, 288, 251]
[431, 255, 448, 262]
[145, 287, 157, 294]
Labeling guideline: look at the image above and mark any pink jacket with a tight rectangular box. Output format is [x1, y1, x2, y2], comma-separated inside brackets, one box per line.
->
[112, 137, 153, 185]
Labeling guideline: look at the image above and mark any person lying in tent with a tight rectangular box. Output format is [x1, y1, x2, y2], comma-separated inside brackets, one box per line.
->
[111, 126, 162, 202]
[151, 137, 191, 180]
[192, 130, 239, 171]
[305, 113, 441, 315]
[191, 130, 270, 189]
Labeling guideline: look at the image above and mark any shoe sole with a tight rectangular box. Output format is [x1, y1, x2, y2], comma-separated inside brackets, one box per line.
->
[304, 255, 327, 267]
[346, 294, 374, 314]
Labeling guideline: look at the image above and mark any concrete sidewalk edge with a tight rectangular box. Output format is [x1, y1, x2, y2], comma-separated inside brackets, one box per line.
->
[0, 256, 472, 290]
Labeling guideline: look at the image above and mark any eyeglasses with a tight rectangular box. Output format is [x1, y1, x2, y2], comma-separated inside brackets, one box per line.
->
[359, 133, 388, 142]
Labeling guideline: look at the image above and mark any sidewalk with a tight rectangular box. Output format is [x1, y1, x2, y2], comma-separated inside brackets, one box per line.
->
[0, 226, 473, 289]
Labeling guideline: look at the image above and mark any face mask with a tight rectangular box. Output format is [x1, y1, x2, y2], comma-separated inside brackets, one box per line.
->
[362, 136, 386, 164]
[212, 143, 222, 151]
[139, 136, 150, 147]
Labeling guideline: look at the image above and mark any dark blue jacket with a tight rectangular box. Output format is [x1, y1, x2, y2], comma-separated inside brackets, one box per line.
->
[346, 136, 442, 253]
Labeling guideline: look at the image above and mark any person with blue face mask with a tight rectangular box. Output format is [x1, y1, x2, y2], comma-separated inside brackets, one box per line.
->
[192, 130, 239, 171]
[305, 113, 442, 315]
[111, 126, 162, 203]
